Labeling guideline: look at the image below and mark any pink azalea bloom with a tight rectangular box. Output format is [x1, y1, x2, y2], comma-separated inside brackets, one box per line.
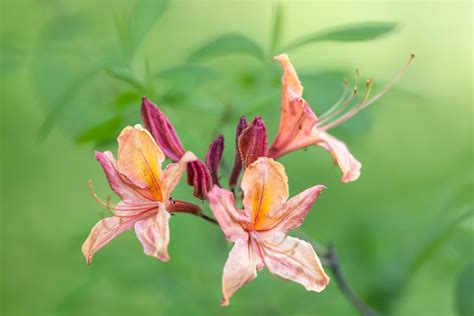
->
[82, 125, 197, 264]
[208, 157, 329, 306]
[269, 54, 413, 183]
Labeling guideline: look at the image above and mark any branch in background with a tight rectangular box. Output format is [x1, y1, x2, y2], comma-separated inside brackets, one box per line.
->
[325, 243, 378, 316]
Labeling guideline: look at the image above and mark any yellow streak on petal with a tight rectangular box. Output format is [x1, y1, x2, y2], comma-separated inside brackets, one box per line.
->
[241, 157, 288, 230]
[117, 125, 165, 201]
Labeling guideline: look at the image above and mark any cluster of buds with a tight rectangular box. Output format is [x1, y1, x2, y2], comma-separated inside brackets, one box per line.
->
[82, 54, 413, 305]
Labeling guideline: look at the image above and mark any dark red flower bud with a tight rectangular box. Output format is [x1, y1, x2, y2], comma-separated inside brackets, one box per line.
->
[141, 97, 186, 162]
[205, 135, 224, 187]
[238, 116, 268, 168]
[167, 199, 202, 215]
[229, 116, 248, 189]
[187, 160, 213, 200]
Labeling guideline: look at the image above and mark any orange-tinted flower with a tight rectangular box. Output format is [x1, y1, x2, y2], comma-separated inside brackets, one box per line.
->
[269, 54, 413, 182]
[208, 157, 329, 306]
[82, 125, 198, 264]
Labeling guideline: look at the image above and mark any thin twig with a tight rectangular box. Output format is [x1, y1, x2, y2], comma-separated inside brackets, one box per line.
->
[324, 243, 378, 316]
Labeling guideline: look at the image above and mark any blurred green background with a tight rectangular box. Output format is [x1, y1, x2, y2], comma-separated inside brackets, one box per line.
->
[1, 0, 472, 315]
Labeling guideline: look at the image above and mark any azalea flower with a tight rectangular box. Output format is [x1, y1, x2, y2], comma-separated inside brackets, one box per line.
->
[208, 157, 329, 306]
[82, 124, 198, 264]
[269, 54, 414, 182]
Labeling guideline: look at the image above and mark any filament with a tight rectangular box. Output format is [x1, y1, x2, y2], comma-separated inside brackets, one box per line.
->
[317, 68, 360, 126]
[318, 54, 414, 131]
[318, 79, 350, 120]
[88, 179, 160, 218]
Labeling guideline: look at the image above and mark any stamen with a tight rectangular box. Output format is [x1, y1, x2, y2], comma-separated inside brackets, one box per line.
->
[318, 54, 414, 131]
[318, 79, 350, 120]
[88, 180, 117, 208]
[88, 179, 160, 218]
[317, 68, 360, 126]
[316, 87, 357, 128]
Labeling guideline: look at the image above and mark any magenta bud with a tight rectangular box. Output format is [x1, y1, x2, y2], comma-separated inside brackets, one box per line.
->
[229, 116, 249, 188]
[141, 97, 186, 162]
[238, 116, 268, 168]
[187, 160, 213, 200]
[205, 135, 224, 187]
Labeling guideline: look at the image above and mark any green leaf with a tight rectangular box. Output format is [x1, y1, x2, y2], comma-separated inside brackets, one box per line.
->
[456, 262, 474, 316]
[188, 33, 265, 61]
[37, 63, 106, 139]
[284, 21, 399, 51]
[112, 91, 142, 109]
[117, 0, 168, 60]
[0, 33, 27, 76]
[105, 64, 145, 90]
[270, 2, 284, 54]
[75, 115, 124, 144]
[409, 208, 473, 275]
[156, 64, 217, 88]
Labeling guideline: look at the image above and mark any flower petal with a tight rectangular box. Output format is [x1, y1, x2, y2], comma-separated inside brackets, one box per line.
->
[221, 236, 261, 306]
[269, 54, 319, 158]
[267, 185, 325, 234]
[268, 96, 318, 159]
[161, 151, 198, 200]
[207, 186, 249, 242]
[260, 235, 329, 292]
[117, 125, 165, 200]
[82, 216, 139, 265]
[315, 131, 361, 183]
[241, 157, 288, 230]
[95, 151, 138, 201]
[274, 53, 303, 102]
[134, 204, 171, 262]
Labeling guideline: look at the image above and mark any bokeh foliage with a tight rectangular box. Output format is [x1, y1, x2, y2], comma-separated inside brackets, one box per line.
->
[1, 0, 472, 315]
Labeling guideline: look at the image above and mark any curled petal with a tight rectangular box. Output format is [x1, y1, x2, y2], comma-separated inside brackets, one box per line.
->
[229, 116, 248, 188]
[141, 97, 186, 162]
[241, 157, 288, 230]
[95, 151, 138, 201]
[238, 116, 268, 169]
[268, 96, 318, 159]
[260, 235, 329, 292]
[221, 236, 261, 306]
[205, 135, 225, 187]
[162, 151, 198, 200]
[186, 160, 213, 200]
[117, 125, 165, 200]
[274, 53, 303, 101]
[207, 186, 249, 242]
[135, 205, 171, 262]
[82, 216, 141, 265]
[267, 185, 325, 235]
[315, 132, 361, 183]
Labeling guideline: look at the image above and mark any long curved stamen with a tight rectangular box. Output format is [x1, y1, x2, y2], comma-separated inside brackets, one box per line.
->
[88, 179, 116, 208]
[317, 68, 360, 126]
[318, 79, 350, 120]
[319, 79, 373, 131]
[316, 87, 358, 128]
[88, 179, 160, 217]
[318, 54, 414, 132]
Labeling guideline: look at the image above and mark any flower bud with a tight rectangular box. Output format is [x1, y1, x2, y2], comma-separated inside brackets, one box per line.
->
[205, 135, 225, 187]
[238, 116, 268, 169]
